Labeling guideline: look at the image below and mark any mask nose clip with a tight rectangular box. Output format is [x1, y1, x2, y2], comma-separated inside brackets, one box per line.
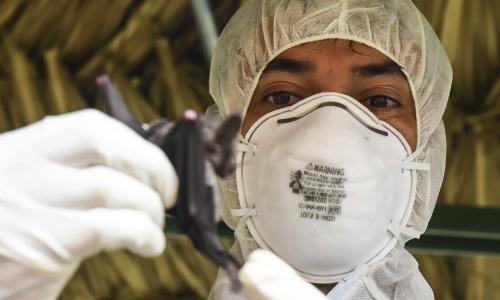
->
[277, 101, 389, 136]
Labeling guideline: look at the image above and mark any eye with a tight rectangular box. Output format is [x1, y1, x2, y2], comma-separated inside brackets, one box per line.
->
[264, 91, 301, 106]
[366, 95, 401, 109]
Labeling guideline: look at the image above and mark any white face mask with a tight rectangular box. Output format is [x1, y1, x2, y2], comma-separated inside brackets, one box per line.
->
[231, 93, 428, 283]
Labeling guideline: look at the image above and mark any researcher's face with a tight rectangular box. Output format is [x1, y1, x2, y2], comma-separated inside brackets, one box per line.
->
[242, 39, 417, 150]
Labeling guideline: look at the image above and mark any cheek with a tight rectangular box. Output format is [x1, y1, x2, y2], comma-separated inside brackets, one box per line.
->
[389, 118, 417, 151]
[241, 114, 256, 136]
[241, 97, 263, 136]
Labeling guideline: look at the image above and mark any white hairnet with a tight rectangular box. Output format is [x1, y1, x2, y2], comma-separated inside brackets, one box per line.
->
[208, 0, 452, 298]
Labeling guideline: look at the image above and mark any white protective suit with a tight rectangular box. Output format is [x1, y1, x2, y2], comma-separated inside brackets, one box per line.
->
[208, 0, 452, 299]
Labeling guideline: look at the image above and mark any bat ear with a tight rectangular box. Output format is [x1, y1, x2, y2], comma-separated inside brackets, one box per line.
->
[207, 113, 241, 177]
[96, 74, 144, 135]
[215, 113, 242, 145]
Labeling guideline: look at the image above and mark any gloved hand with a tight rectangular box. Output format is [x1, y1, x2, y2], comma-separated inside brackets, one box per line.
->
[0, 109, 178, 300]
[239, 250, 328, 300]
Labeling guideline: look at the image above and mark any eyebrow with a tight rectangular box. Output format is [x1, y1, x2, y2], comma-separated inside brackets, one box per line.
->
[353, 60, 405, 78]
[261, 57, 405, 79]
[261, 58, 314, 76]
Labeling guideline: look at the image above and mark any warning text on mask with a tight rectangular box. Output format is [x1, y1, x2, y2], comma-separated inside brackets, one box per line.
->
[289, 163, 346, 222]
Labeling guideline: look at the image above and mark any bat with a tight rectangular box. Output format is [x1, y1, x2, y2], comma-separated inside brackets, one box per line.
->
[96, 75, 242, 291]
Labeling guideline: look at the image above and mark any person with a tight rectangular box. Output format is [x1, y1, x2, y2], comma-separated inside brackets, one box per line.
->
[0, 0, 452, 299]
[207, 0, 452, 299]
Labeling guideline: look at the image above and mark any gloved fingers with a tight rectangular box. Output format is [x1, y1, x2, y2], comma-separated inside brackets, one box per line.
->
[70, 166, 166, 227]
[72, 207, 166, 258]
[0, 109, 178, 208]
[0, 155, 165, 227]
[239, 249, 327, 300]
[0, 192, 165, 272]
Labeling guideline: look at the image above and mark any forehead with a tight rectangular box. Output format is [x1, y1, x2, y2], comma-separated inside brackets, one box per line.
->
[258, 39, 407, 85]
[280, 40, 387, 59]
[263, 39, 399, 74]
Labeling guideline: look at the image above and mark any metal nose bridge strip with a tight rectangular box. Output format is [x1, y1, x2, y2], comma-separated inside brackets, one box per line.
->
[276, 102, 389, 136]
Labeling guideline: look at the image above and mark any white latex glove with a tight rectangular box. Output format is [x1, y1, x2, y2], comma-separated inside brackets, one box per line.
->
[0, 109, 178, 300]
[239, 250, 328, 300]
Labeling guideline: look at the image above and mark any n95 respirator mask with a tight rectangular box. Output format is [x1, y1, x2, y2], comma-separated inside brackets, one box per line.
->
[231, 92, 428, 283]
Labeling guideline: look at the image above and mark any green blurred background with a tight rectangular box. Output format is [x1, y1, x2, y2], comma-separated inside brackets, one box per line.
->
[0, 0, 498, 299]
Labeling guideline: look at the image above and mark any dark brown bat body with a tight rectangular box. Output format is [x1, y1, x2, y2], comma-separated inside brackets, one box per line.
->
[96, 75, 242, 291]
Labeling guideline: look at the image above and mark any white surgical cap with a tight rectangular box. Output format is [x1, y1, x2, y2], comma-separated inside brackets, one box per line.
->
[208, 1, 452, 298]
[209, 0, 452, 237]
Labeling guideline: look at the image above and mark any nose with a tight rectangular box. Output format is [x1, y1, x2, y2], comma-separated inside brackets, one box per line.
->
[302, 58, 357, 100]
[308, 75, 357, 102]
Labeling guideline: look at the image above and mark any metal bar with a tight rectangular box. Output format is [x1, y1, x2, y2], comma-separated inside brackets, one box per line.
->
[407, 235, 500, 257]
[407, 205, 500, 256]
[422, 204, 500, 241]
[189, 0, 219, 63]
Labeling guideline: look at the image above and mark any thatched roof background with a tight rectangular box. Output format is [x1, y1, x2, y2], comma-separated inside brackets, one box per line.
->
[0, 0, 498, 299]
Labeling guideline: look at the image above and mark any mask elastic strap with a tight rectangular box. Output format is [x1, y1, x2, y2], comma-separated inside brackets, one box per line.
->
[327, 264, 370, 299]
[230, 207, 258, 258]
[230, 207, 257, 237]
[405, 145, 433, 210]
[231, 207, 257, 218]
[387, 222, 421, 245]
[402, 145, 429, 171]
[235, 140, 256, 153]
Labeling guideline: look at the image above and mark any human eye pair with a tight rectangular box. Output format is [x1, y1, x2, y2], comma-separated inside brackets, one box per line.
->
[263, 91, 401, 110]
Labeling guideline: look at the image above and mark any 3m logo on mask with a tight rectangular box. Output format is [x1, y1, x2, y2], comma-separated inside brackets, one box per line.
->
[290, 163, 347, 222]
